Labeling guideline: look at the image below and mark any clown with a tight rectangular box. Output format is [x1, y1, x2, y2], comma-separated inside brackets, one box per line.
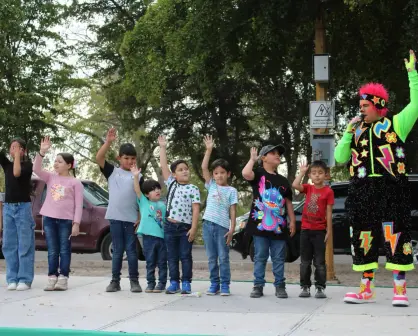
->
[335, 50, 418, 307]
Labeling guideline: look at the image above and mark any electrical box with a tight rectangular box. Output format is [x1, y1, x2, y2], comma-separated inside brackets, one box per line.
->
[311, 134, 335, 167]
[313, 54, 330, 83]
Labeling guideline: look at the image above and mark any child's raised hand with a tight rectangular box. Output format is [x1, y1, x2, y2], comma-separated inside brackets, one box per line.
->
[130, 164, 142, 177]
[40, 136, 51, 154]
[106, 128, 117, 143]
[203, 135, 214, 150]
[158, 135, 167, 148]
[250, 147, 258, 162]
[299, 160, 309, 175]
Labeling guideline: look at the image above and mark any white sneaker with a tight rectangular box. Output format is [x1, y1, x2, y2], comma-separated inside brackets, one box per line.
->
[44, 276, 58, 291]
[7, 283, 17, 291]
[54, 275, 68, 291]
[16, 283, 31, 291]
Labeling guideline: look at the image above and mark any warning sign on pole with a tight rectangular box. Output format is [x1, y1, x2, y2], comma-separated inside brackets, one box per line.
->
[310, 101, 335, 128]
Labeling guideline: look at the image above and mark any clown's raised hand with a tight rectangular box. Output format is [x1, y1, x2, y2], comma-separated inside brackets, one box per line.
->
[404, 50, 416, 72]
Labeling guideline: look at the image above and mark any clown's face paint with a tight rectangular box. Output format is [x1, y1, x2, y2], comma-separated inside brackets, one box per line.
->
[360, 100, 381, 123]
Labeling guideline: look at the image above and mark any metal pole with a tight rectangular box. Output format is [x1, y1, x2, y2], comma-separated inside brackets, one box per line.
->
[314, 9, 336, 281]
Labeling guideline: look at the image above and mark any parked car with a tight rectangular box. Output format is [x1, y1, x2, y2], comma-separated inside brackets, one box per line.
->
[231, 175, 418, 264]
[0, 176, 145, 261]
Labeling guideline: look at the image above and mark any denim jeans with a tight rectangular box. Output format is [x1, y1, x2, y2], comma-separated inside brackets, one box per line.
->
[300, 229, 326, 289]
[253, 235, 286, 287]
[203, 220, 230, 285]
[43, 216, 72, 277]
[164, 221, 193, 282]
[109, 220, 139, 281]
[2, 202, 35, 285]
[142, 234, 168, 286]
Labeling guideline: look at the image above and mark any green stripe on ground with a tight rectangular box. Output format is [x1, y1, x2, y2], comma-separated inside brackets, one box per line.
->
[0, 328, 216, 336]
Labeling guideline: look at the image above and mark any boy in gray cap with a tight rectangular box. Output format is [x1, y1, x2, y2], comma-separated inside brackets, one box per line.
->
[242, 144, 296, 298]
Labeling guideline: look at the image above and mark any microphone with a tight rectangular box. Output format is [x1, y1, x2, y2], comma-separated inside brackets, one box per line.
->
[352, 115, 365, 129]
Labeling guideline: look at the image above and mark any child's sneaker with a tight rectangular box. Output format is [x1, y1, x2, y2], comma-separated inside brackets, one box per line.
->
[130, 279, 142, 293]
[315, 287, 327, 299]
[344, 278, 375, 304]
[153, 283, 166, 293]
[106, 280, 121, 292]
[44, 276, 58, 291]
[7, 283, 17, 291]
[275, 285, 288, 299]
[181, 281, 192, 294]
[250, 286, 263, 298]
[206, 283, 220, 296]
[166, 281, 181, 294]
[299, 286, 311, 298]
[145, 283, 155, 293]
[220, 284, 230, 296]
[16, 283, 31, 291]
[54, 275, 68, 291]
[392, 279, 409, 307]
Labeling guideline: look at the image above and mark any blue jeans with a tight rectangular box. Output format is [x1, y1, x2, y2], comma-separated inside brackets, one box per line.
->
[164, 221, 193, 282]
[2, 202, 35, 285]
[109, 220, 139, 281]
[253, 235, 286, 287]
[142, 235, 168, 285]
[203, 221, 231, 285]
[43, 217, 72, 277]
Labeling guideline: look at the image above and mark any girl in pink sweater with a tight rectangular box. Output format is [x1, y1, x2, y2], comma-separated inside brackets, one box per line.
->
[33, 137, 83, 291]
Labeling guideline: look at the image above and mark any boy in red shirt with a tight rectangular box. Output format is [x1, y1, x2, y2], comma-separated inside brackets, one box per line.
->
[292, 160, 334, 298]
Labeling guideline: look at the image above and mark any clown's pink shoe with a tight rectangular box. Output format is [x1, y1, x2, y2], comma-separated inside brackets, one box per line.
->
[392, 279, 409, 307]
[344, 278, 375, 304]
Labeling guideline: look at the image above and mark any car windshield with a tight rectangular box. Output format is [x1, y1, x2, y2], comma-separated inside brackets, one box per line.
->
[82, 182, 109, 207]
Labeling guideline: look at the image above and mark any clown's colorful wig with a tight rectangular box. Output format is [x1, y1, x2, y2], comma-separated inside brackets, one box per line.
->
[359, 83, 389, 116]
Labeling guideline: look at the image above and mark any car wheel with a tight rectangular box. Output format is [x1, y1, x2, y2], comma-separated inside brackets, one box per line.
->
[412, 240, 418, 265]
[100, 232, 112, 260]
[100, 232, 146, 261]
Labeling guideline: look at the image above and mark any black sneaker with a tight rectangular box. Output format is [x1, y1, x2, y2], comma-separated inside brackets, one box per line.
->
[106, 280, 121, 292]
[315, 287, 327, 299]
[276, 285, 288, 299]
[130, 279, 143, 293]
[153, 283, 166, 293]
[250, 286, 264, 298]
[145, 283, 155, 293]
[299, 287, 311, 298]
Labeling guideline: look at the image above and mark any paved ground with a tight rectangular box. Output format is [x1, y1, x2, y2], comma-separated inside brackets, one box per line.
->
[0, 276, 417, 336]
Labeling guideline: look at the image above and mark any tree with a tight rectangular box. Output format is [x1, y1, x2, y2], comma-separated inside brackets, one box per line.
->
[0, 0, 84, 152]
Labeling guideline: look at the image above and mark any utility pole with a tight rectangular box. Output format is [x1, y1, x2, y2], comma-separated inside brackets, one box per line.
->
[314, 5, 336, 281]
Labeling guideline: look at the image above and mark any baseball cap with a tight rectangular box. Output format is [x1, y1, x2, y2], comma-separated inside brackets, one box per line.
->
[259, 144, 286, 157]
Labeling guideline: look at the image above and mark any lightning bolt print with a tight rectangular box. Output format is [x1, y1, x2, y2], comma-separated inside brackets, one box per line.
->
[383, 222, 401, 256]
[376, 144, 395, 176]
[354, 124, 368, 146]
[373, 117, 391, 138]
[351, 149, 362, 167]
[359, 231, 373, 256]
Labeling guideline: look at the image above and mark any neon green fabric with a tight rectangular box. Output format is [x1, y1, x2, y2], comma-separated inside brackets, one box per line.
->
[385, 262, 415, 272]
[394, 71, 418, 142]
[335, 70, 418, 163]
[352, 262, 379, 272]
[0, 329, 212, 336]
[334, 131, 353, 164]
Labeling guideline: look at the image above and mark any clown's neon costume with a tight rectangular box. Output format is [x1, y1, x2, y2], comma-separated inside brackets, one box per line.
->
[335, 50, 417, 307]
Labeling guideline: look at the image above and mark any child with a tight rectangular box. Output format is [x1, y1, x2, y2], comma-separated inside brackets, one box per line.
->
[292, 160, 334, 299]
[34, 137, 83, 291]
[158, 135, 201, 294]
[131, 164, 167, 293]
[201, 135, 238, 296]
[96, 128, 142, 293]
[0, 138, 35, 291]
[242, 145, 296, 299]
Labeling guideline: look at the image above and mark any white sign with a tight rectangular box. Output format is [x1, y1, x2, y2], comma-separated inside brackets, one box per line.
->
[310, 101, 335, 128]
